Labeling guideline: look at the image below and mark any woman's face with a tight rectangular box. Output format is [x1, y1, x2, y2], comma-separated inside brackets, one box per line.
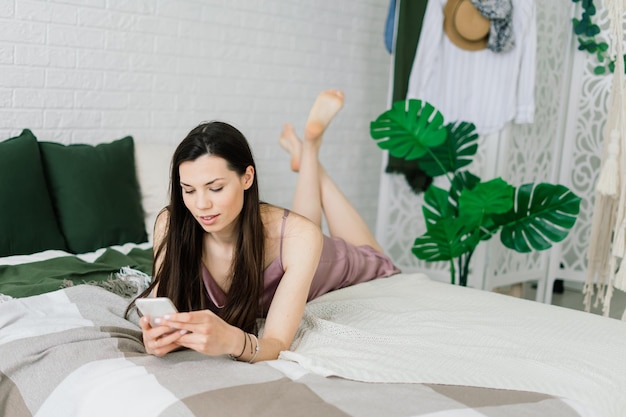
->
[179, 154, 254, 236]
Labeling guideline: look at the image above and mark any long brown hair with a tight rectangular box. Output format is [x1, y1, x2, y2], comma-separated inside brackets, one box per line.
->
[129, 121, 265, 333]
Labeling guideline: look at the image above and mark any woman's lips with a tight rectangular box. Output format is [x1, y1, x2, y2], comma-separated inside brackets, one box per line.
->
[199, 214, 219, 226]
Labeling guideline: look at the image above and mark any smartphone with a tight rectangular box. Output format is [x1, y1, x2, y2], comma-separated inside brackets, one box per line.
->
[136, 297, 178, 327]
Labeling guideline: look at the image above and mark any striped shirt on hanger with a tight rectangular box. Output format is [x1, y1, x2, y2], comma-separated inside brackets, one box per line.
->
[407, 0, 537, 135]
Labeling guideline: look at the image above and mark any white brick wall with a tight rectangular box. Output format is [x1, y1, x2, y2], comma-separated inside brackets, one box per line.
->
[0, 0, 392, 232]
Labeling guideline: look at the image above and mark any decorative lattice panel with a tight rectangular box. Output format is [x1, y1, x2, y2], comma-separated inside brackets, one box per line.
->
[558, 6, 614, 278]
[483, 0, 576, 290]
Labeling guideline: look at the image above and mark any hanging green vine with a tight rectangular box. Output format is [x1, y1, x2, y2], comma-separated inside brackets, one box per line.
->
[572, 0, 625, 74]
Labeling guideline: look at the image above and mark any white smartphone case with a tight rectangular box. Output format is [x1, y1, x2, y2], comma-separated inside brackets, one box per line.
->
[136, 297, 178, 327]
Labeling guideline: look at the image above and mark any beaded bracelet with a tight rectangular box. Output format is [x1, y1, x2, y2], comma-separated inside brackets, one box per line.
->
[249, 334, 260, 363]
[229, 329, 247, 361]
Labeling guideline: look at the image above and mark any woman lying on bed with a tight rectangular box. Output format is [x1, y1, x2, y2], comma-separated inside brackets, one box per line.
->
[132, 90, 400, 362]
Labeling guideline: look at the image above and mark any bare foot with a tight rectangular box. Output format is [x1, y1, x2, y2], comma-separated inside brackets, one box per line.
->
[278, 123, 302, 172]
[304, 89, 344, 144]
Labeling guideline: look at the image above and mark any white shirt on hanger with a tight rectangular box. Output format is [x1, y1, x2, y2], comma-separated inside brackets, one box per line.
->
[407, 0, 537, 135]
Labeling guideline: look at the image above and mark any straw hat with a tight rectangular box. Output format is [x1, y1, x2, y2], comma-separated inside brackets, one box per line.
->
[443, 0, 490, 51]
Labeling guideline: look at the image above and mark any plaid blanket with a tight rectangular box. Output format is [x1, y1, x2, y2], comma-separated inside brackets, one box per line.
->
[1, 285, 589, 417]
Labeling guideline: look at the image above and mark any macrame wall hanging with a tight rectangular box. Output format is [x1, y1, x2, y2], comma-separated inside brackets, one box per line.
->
[584, 0, 626, 319]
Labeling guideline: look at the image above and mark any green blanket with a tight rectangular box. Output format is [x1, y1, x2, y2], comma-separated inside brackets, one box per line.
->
[0, 247, 153, 298]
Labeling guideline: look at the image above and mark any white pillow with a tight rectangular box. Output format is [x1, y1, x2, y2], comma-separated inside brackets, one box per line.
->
[134, 142, 176, 243]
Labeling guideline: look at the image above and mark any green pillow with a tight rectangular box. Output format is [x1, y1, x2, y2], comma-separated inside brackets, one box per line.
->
[39, 136, 147, 254]
[0, 130, 68, 256]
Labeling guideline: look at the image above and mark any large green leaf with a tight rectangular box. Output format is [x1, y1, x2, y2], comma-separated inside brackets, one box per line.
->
[449, 171, 481, 206]
[412, 218, 480, 262]
[416, 121, 479, 176]
[459, 178, 514, 218]
[495, 183, 582, 253]
[370, 99, 447, 160]
[457, 178, 513, 241]
[422, 185, 456, 227]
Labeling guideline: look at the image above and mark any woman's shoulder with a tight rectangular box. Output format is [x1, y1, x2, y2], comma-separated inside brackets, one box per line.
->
[261, 204, 320, 237]
[156, 206, 170, 221]
[153, 207, 170, 243]
[260, 204, 283, 222]
[260, 205, 323, 270]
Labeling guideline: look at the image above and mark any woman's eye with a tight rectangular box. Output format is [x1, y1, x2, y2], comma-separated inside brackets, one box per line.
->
[210, 187, 223, 192]
[183, 189, 194, 194]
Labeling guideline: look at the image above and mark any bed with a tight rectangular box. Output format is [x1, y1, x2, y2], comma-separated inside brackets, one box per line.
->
[1, 130, 625, 417]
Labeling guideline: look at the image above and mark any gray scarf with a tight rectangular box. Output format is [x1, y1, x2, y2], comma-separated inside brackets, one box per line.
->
[470, 0, 515, 53]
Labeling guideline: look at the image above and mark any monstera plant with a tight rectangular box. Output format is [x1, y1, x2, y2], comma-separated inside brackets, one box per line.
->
[370, 99, 582, 286]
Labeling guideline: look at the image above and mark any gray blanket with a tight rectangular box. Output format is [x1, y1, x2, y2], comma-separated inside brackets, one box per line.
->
[0, 285, 585, 417]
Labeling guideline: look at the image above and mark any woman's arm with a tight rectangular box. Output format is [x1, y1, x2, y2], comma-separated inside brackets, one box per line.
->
[253, 213, 323, 361]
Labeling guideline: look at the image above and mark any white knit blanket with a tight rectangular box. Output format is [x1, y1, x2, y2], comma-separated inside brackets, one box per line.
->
[280, 273, 626, 417]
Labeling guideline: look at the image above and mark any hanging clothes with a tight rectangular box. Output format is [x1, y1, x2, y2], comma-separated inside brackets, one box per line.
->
[384, 0, 397, 53]
[407, 0, 536, 135]
[470, 0, 516, 53]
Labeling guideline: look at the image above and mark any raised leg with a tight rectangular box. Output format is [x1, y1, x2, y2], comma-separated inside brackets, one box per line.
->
[279, 123, 322, 226]
[317, 164, 383, 252]
[278, 90, 383, 252]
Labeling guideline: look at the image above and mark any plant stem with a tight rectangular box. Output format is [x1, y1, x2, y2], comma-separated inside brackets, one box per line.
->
[425, 148, 455, 185]
[449, 259, 456, 285]
[460, 250, 474, 287]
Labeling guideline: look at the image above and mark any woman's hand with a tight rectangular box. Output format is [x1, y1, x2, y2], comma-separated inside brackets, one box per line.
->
[139, 315, 188, 357]
[153, 310, 241, 356]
